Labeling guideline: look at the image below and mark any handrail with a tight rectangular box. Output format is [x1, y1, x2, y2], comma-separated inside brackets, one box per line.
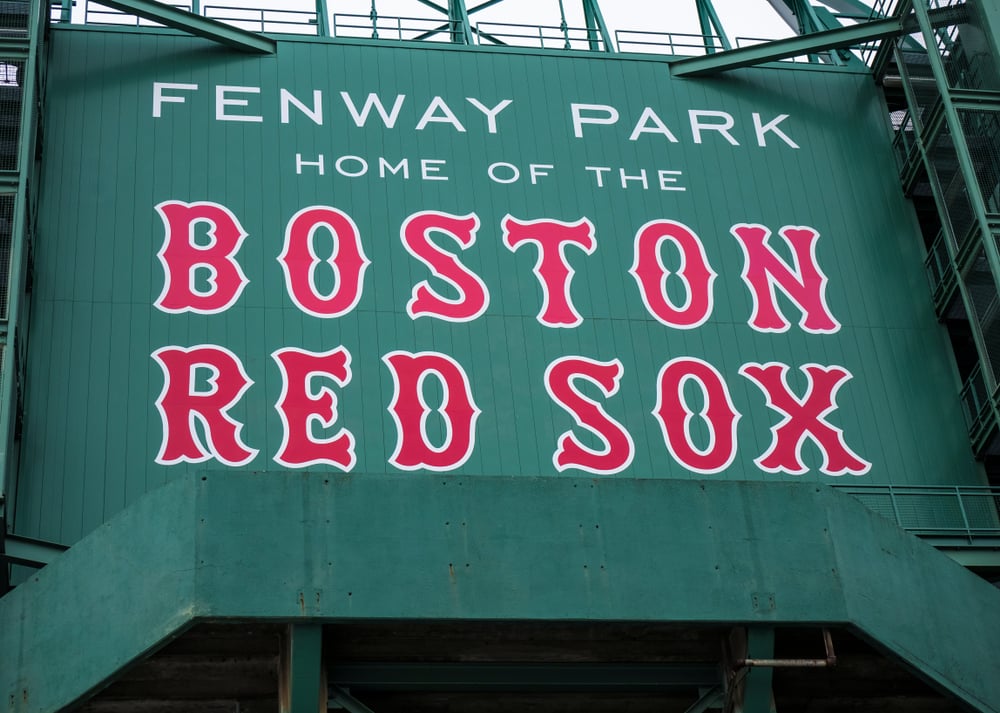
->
[473, 20, 608, 51]
[615, 29, 723, 56]
[332, 13, 461, 42]
[832, 483, 1000, 545]
[201, 4, 316, 34]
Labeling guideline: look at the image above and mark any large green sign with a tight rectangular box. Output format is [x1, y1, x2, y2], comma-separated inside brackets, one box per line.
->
[15, 29, 983, 541]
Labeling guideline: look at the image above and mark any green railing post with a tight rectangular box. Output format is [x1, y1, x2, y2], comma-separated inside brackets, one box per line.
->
[581, 0, 614, 52]
[447, 0, 472, 44]
[695, 0, 731, 52]
[888, 485, 904, 529]
[315, 0, 329, 36]
[60, 0, 72, 23]
[955, 486, 974, 544]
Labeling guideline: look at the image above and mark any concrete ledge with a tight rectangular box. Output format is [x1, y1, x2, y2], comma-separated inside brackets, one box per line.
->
[2, 474, 998, 711]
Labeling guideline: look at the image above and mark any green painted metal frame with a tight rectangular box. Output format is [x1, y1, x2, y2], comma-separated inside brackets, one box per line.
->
[741, 628, 776, 713]
[94, 0, 276, 53]
[884, 2, 1000, 451]
[315, 0, 330, 37]
[695, 0, 731, 52]
[581, 0, 613, 53]
[1, 475, 998, 713]
[671, 4, 966, 76]
[283, 624, 324, 713]
[0, 0, 44, 595]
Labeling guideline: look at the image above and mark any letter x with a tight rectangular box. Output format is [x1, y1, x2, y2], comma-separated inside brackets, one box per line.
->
[739, 362, 870, 476]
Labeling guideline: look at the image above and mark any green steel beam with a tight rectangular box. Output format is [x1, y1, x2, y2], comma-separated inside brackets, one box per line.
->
[741, 628, 776, 713]
[682, 685, 724, 713]
[910, 0, 1000, 399]
[315, 0, 330, 37]
[282, 623, 324, 713]
[93, 0, 276, 54]
[448, 0, 473, 44]
[672, 5, 966, 77]
[329, 687, 377, 713]
[0, 39, 27, 61]
[416, 0, 449, 14]
[467, 0, 505, 14]
[327, 663, 720, 691]
[695, 0, 731, 52]
[581, 0, 614, 53]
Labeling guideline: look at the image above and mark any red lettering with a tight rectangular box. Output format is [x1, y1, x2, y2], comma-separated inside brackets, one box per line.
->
[383, 350, 481, 471]
[272, 347, 356, 470]
[739, 362, 870, 476]
[278, 206, 371, 317]
[401, 211, 489, 322]
[629, 220, 716, 328]
[152, 345, 256, 466]
[501, 215, 596, 327]
[653, 357, 740, 474]
[545, 357, 634, 474]
[731, 223, 840, 333]
[154, 201, 249, 313]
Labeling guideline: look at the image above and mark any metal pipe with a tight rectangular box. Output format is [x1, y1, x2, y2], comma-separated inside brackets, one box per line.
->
[737, 629, 837, 668]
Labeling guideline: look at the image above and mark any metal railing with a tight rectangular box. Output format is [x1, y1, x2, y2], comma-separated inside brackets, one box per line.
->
[83, 2, 191, 27]
[834, 483, 1000, 545]
[473, 21, 608, 51]
[203, 4, 316, 34]
[332, 13, 461, 43]
[614, 30, 723, 56]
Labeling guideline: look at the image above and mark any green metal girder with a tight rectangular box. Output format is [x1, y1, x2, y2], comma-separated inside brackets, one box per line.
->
[695, 0, 731, 52]
[742, 628, 776, 713]
[283, 624, 324, 713]
[0, 38, 28, 59]
[448, 0, 473, 44]
[2, 475, 999, 713]
[93, 0, 276, 54]
[581, 0, 614, 53]
[329, 687, 377, 713]
[671, 5, 966, 77]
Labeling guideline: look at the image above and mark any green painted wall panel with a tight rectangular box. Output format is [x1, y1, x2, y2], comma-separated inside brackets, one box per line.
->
[12, 28, 986, 544]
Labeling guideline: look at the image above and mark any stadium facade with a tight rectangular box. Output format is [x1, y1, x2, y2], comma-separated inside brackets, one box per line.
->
[1, 0, 999, 710]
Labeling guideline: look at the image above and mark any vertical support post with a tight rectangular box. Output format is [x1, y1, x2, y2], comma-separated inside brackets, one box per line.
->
[448, 0, 472, 44]
[280, 623, 325, 713]
[556, 0, 570, 49]
[581, 0, 614, 52]
[785, 0, 844, 64]
[955, 486, 973, 544]
[60, 0, 72, 23]
[742, 628, 776, 713]
[315, 0, 329, 36]
[694, 0, 731, 52]
[191, 0, 200, 14]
